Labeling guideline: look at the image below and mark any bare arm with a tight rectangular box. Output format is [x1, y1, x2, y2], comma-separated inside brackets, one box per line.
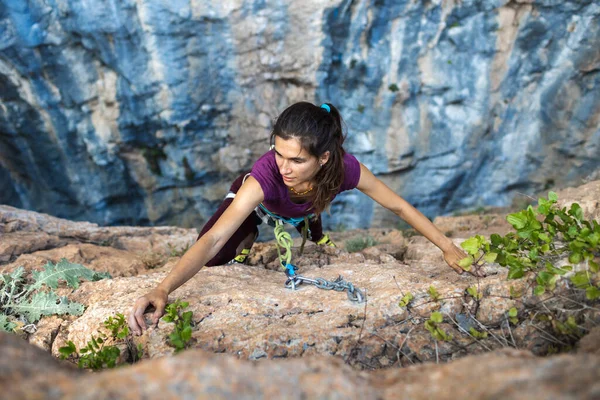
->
[156, 176, 264, 293]
[356, 163, 480, 275]
[128, 176, 265, 334]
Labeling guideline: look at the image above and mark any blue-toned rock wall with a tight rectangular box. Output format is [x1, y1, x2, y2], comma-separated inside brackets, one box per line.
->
[0, 0, 598, 230]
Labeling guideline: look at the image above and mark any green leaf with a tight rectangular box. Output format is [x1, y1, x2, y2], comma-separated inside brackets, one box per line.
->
[507, 213, 527, 229]
[548, 192, 558, 202]
[0, 266, 26, 288]
[0, 314, 17, 333]
[58, 341, 77, 359]
[483, 252, 498, 263]
[570, 272, 590, 289]
[467, 286, 483, 300]
[490, 234, 503, 246]
[586, 286, 600, 300]
[567, 225, 578, 238]
[428, 286, 440, 301]
[569, 203, 584, 221]
[538, 233, 550, 242]
[28, 259, 111, 294]
[469, 327, 488, 339]
[181, 325, 192, 342]
[568, 252, 582, 264]
[528, 248, 539, 260]
[182, 311, 193, 324]
[398, 292, 414, 308]
[458, 256, 473, 271]
[508, 307, 518, 317]
[537, 271, 553, 285]
[534, 285, 545, 296]
[430, 312, 443, 323]
[589, 233, 599, 247]
[540, 244, 550, 252]
[8, 292, 84, 323]
[460, 237, 481, 256]
[507, 268, 525, 280]
[545, 262, 567, 276]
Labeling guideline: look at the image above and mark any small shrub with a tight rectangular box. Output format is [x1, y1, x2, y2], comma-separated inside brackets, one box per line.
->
[456, 191, 599, 352]
[425, 312, 452, 341]
[167, 242, 192, 258]
[59, 313, 142, 370]
[398, 292, 413, 308]
[345, 236, 378, 252]
[140, 251, 166, 269]
[163, 299, 194, 353]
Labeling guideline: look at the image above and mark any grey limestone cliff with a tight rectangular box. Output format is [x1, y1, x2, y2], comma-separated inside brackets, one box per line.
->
[0, 0, 598, 230]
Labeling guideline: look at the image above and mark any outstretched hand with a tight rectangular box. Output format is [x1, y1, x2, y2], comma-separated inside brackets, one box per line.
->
[128, 288, 168, 336]
[443, 244, 486, 277]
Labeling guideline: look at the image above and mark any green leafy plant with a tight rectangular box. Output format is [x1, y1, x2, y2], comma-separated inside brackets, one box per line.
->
[507, 307, 519, 325]
[388, 83, 399, 92]
[428, 285, 440, 301]
[140, 251, 167, 269]
[454, 192, 599, 353]
[345, 236, 378, 253]
[357, 104, 365, 114]
[469, 327, 488, 339]
[389, 193, 598, 361]
[167, 242, 192, 258]
[59, 312, 140, 370]
[425, 312, 452, 341]
[466, 286, 483, 300]
[398, 292, 414, 308]
[459, 192, 600, 299]
[0, 259, 111, 332]
[163, 299, 194, 352]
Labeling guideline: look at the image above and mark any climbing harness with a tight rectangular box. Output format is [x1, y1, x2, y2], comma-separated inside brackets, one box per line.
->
[225, 183, 366, 303]
[273, 217, 365, 303]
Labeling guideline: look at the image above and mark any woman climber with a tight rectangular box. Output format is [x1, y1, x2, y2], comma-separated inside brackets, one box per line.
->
[128, 102, 483, 335]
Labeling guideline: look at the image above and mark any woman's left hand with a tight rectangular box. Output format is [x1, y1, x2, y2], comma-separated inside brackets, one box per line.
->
[443, 244, 485, 277]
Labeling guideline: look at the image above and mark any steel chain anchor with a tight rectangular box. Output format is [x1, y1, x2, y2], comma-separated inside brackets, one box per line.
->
[284, 273, 365, 303]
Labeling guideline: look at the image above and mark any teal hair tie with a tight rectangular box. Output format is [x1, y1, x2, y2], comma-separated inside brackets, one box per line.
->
[320, 103, 331, 113]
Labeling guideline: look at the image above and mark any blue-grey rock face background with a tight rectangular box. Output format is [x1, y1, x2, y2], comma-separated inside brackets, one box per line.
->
[0, 0, 598, 230]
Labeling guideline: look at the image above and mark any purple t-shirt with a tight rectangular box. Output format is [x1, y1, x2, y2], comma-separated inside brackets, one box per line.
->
[250, 150, 361, 218]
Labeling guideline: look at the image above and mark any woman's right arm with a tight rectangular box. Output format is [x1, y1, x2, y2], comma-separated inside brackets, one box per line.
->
[128, 176, 265, 335]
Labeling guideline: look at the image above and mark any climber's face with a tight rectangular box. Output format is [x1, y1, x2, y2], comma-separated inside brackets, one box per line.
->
[273, 136, 328, 191]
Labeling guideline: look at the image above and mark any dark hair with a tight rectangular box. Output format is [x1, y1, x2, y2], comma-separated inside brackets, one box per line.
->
[270, 102, 346, 215]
